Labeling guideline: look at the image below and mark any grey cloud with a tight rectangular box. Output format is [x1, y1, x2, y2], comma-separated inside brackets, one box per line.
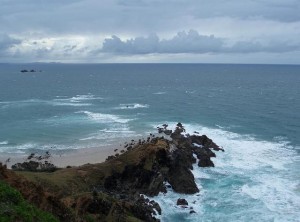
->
[63, 45, 78, 52]
[117, 0, 300, 22]
[0, 33, 21, 55]
[102, 30, 223, 54]
[102, 30, 300, 54]
[159, 31, 223, 53]
[0, 0, 299, 63]
[228, 40, 300, 53]
[228, 41, 264, 53]
[189, 0, 300, 22]
[0, 0, 299, 36]
[102, 34, 160, 54]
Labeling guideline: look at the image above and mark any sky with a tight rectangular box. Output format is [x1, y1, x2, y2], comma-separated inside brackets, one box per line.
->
[0, 0, 300, 64]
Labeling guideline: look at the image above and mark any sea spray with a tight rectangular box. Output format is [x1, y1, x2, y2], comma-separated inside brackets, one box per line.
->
[149, 123, 300, 221]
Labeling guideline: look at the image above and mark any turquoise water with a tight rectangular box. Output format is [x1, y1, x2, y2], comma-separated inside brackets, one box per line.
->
[0, 63, 299, 221]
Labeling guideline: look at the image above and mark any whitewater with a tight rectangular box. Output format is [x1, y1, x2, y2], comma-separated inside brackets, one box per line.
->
[0, 63, 299, 221]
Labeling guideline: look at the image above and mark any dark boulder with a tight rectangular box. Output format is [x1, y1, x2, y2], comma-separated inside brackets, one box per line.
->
[177, 198, 188, 206]
[168, 149, 199, 194]
[198, 158, 215, 167]
[164, 129, 172, 135]
[168, 165, 199, 194]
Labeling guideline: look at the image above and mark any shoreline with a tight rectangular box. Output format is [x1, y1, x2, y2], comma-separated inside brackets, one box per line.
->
[0, 133, 155, 169]
[0, 144, 118, 169]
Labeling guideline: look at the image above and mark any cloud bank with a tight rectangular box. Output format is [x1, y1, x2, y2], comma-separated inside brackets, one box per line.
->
[0, 0, 300, 63]
[0, 34, 21, 56]
[102, 30, 300, 55]
[102, 30, 223, 54]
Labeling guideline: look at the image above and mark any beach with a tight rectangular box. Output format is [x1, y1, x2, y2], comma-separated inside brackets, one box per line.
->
[0, 144, 120, 169]
[1, 63, 299, 221]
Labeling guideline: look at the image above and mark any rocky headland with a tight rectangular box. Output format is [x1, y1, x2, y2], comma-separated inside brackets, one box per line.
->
[0, 123, 224, 221]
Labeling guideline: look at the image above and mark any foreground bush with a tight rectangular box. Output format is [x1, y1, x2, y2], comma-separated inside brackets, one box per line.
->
[0, 181, 58, 222]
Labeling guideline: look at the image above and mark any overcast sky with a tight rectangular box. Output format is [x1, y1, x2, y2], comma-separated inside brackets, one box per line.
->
[0, 0, 300, 64]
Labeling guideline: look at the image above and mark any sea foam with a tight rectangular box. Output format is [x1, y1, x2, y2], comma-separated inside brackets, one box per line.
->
[150, 122, 300, 221]
[0, 98, 93, 108]
[0, 141, 8, 145]
[79, 127, 138, 141]
[153, 92, 166, 95]
[52, 94, 102, 106]
[77, 111, 133, 124]
[116, 103, 149, 110]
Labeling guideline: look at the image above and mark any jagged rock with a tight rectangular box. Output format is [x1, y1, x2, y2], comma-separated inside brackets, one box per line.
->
[150, 200, 162, 215]
[162, 124, 168, 129]
[168, 149, 199, 194]
[1, 123, 224, 222]
[164, 129, 172, 135]
[168, 165, 199, 193]
[198, 158, 215, 167]
[130, 197, 160, 221]
[177, 122, 183, 128]
[177, 198, 188, 206]
[104, 160, 166, 197]
[191, 134, 221, 150]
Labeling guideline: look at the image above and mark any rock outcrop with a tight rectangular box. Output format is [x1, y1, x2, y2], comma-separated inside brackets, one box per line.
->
[177, 198, 188, 206]
[1, 123, 224, 221]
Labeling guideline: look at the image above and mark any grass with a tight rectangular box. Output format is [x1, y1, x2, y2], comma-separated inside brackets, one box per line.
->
[1, 139, 170, 221]
[17, 140, 170, 197]
[0, 180, 58, 222]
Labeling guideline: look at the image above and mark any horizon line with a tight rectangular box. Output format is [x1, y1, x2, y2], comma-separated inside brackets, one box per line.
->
[0, 62, 300, 66]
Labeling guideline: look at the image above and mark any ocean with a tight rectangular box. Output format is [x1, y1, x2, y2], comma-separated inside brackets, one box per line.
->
[0, 63, 299, 221]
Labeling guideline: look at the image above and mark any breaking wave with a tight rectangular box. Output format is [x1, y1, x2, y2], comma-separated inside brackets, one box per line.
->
[149, 122, 300, 221]
[116, 103, 149, 110]
[153, 92, 166, 95]
[52, 94, 102, 106]
[76, 111, 133, 124]
[0, 141, 8, 145]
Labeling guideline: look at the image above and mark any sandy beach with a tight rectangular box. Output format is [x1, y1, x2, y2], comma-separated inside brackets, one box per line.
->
[0, 145, 117, 169]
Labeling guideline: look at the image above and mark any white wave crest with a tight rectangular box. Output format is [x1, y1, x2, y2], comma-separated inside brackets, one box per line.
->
[0, 141, 8, 145]
[117, 103, 149, 110]
[0, 142, 83, 154]
[69, 94, 103, 102]
[0, 142, 37, 154]
[79, 126, 138, 141]
[0, 98, 93, 108]
[149, 121, 300, 221]
[153, 122, 297, 170]
[153, 92, 166, 95]
[52, 94, 102, 106]
[77, 111, 133, 124]
[51, 101, 92, 106]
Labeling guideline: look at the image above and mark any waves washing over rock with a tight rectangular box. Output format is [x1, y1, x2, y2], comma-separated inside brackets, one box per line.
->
[149, 123, 300, 221]
[1, 63, 299, 221]
[0, 123, 226, 221]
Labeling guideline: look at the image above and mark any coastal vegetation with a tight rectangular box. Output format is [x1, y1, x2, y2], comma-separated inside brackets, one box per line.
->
[0, 180, 58, 222]
[0, 123, 224, 221]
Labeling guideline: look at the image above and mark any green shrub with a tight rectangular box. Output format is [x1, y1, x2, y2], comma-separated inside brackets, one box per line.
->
[0, 181, 58, 222]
